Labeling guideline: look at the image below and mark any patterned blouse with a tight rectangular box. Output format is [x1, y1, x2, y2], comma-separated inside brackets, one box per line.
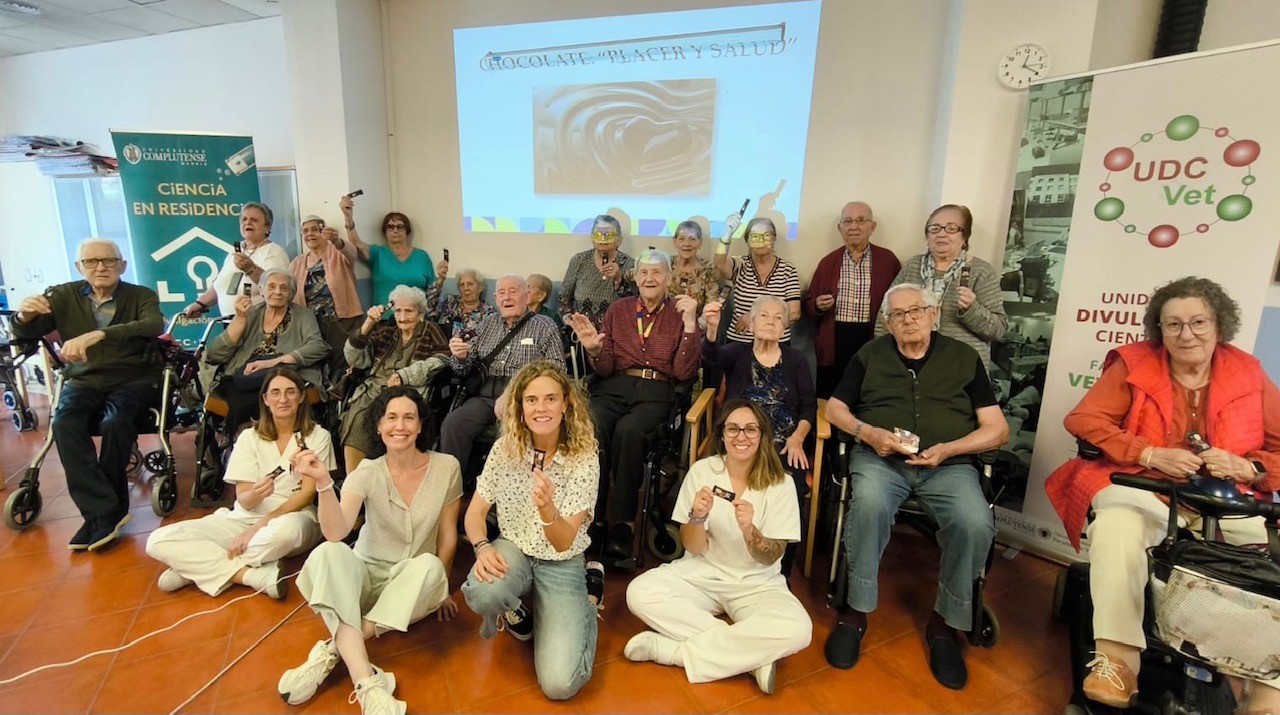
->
[668, 256, 721, 312]
[428, 293, 496, 336]
[743, 358, 798, 445]
[304, 262, 337, 321]
[250, 309, 292, 359]
[558, 249, 637, 327]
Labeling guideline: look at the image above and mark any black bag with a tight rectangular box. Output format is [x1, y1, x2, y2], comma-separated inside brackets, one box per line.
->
[457, 313, 533, 401]
[1152, 538, 1280, 600]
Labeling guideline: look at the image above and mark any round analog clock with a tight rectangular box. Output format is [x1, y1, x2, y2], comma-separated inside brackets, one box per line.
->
[998, 44, 1050, 89]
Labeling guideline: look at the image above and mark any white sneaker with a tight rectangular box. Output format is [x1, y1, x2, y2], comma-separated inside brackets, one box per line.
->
[753, 661, 776, 695]
[349, 667, 405, 715]
[278, 639, 340, 705]
[243, 562, 285, 599]
[157, 568, 193, 593]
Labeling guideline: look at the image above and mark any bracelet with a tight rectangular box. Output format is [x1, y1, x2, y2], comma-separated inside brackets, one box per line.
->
[687, 509, 708, 525]
[195, 299, 209, 309]
[1142, 448, 1153, 469]
[537, 511, 559, 527]
[472, 538, 490, 550]
[316, 482, 334, 493]
[475, 542, 494, 554]
[345, 223, 355, 229]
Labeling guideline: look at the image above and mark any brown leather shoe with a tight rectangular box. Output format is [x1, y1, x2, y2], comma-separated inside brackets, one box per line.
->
[1082, 651, 1138, 708]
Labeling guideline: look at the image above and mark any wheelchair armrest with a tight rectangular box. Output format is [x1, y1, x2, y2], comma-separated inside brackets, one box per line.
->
[685, 387, 715, 426]
[1076, 438, 1103, 461]
[816, 398, 831, 441]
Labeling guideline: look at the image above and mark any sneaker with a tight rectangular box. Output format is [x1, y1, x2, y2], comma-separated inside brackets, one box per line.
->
[68, 520, 94, 551]
[753, 661, 777, 695]
[278, 639, 340, 705]
[243, 562, 285, 599]
[586, 561, 605, 610]
[1083, 651, 1138, 708]
[502, 603, 534, 642]
[87, 512, 132, 552]
[157, 568, 194, 593]
[348, 667, 405, 715]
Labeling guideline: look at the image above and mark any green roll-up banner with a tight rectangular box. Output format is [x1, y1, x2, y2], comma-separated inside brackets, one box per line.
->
[110, 130, 260, 347]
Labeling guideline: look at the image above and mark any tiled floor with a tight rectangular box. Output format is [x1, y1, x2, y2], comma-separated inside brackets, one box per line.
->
[0, 397, 1074, 714]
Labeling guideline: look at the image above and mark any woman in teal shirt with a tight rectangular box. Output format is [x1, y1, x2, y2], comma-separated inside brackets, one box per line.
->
[339, 195, 439, 306]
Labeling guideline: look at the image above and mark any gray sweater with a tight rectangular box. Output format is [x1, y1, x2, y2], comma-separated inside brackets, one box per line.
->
[205, 303, 330, 390]
[878, 254, 1007, 370]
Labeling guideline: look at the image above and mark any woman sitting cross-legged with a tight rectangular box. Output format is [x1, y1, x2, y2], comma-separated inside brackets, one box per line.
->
[278, 385, 463, 715]
[624, 399, 812, 695]
[146, 367, 328, 599]
[460, 360, 601, 701]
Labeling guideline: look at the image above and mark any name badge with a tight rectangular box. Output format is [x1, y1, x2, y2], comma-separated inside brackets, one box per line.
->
[520, 337, 534, 345]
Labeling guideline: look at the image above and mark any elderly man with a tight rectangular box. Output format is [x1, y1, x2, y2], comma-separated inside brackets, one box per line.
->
[568, 249, 701, 563]
[11, 238, 164, 551]
[439, 275, 564, 482]
[804, 201, 901, 398]
[183, 201, 289, 318]
[821, 283, 1008, 690]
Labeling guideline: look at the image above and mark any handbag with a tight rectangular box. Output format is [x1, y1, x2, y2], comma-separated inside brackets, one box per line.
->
[458, 313, 534, 401]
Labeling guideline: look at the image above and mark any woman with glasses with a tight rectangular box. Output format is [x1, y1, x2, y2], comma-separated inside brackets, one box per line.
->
[712, 215, 801, 344]
[146, 368, 330, 599]
[1045, 277, 1280, 712]
[183, 202, 290, 318]
[624, 399, 811, 695]
[884, 204, 1007, 369]
[557, 214, 636, 328]
[669, 220, 721, 313]
[204, 268, 330, 434]
[339, 193, 440, 306]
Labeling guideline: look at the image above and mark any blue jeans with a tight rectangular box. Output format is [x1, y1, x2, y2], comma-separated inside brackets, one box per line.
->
[461, 539, 597, 700]
[51, 377, 160, 522]
[842, 447, 995, 630]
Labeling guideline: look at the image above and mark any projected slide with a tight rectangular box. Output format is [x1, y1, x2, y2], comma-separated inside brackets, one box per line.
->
[453, 1, 821, 238]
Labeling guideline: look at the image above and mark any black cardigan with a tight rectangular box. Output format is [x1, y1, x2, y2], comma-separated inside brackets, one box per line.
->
[702, 340, 817, 437]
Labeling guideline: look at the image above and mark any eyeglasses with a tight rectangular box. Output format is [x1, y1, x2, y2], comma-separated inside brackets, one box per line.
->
[887, 306, 931, 324]
[266, 388, 301, 400]
[838, 217, 873, 227]
[1161, 318, 1215, 336]
[591, 230, 619, 242]
[79, 258, 121, 269]
[746, 232, 775, 244]
[723, 424, 762, 439]
[385, 223, 407, 230]
[926, 223, 964, 235]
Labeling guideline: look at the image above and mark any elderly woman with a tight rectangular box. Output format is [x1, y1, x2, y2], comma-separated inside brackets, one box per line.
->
[558, 214, 636, 328]
[1045, 277, 1280, 712]
[712, 215, 801, 344]
[527, 273, 562, 326]
[670, 220, 721, 313]
[280, 386, 462, 715]
[426, 267, 495, 338]
[702, 294, 816, 577]
[146, 368, 330, 599]
[289, 215, 363, 374]
[625, 399, 811, 695]
[340, 285, 449, 471]
[883, 204, 1007, 369]
[461, 360, 601, 700]
[568, 249, 702, 563]
[183, 201, 289, 318]
[339, 193, 439, 306]
[204, 267, 330, 433]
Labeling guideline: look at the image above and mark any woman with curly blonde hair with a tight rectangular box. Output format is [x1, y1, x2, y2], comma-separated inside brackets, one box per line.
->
[460, 360, 602, 700]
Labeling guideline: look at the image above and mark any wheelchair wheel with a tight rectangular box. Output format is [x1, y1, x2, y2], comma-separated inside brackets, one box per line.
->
[191, 467, 225, 503]
[143, 450, 166, 475]
[646, 521, 685, 563]
[151, 475, 177, 517]
[4, 485, 43, 530]
[126, 447, 143, 477]
[2, 390, 16, 410]
[966, 603, 1000, 647]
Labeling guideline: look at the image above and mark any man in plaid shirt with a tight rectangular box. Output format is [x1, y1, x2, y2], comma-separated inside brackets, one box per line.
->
[567, 250, 702, 563]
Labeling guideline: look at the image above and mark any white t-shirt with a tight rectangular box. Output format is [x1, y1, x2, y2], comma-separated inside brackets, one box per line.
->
[673, 455, 800, 580]
[214, 241, 290, 316]
[224, 423, 335, 515]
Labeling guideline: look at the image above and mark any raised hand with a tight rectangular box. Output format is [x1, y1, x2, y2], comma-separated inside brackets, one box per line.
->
[449, 336, 471, 361]
[568, 313, 604, 353]
[674, 294, 698, 328]
[16, 294, 52, 323]
[723, 213, 742, 240]
[690, 486, 714, 520]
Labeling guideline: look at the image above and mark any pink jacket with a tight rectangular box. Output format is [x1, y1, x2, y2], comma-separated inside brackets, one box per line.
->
[290, 240, 363, 319]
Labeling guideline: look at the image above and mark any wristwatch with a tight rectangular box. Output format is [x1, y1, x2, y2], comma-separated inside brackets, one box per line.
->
[1251, 460, 1267, 482]
[687, 509, 708, 526]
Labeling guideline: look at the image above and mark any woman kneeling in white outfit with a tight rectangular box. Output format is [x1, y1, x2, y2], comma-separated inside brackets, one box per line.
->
[624, 398, 813, 694]
[146, 367, 327, 598]
[279, 385, 463, 715]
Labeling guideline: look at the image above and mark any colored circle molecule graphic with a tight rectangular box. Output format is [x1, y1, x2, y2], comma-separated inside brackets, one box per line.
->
[1095, 114, 1260, 248]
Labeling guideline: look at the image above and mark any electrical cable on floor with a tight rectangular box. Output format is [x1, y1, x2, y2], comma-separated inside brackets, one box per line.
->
[0, 570, 301, 688]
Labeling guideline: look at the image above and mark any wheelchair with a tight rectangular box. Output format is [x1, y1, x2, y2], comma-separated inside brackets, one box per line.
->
[1056, 469, 1280, 715]
[4, 315, 205, 529]
[820, 427, 1003, 649]
[0, 309, 52, 432]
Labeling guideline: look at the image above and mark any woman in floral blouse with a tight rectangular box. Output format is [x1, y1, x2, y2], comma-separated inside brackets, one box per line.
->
[669, 220, 721, 313]
[427, 267, 496, 338]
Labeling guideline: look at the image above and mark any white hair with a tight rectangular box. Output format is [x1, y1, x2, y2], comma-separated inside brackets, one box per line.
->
[880, 283, 939, 317]
[636, 248, 672, 274]
[77, 238, 122, 260]
[748, 294, 787, 321]
[496, 274, 528, 293]
[388, 284, 429, 313]
[456, 268, 484, 285]
[259, 267, 297, 296]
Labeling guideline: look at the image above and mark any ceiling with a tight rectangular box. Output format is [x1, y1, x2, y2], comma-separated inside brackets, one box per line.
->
[0, 0, 280, 58]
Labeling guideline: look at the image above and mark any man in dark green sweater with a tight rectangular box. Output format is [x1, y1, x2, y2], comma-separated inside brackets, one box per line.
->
[12, 238, 163, 552]
[821, 283, 1009, 690]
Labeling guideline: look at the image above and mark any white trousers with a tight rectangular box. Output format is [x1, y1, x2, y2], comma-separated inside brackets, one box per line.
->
[1087, 484, 1278, 691]
[146, 506, 320, 596]
[626, 558, 812, 684]
[297, 541, 449, 637]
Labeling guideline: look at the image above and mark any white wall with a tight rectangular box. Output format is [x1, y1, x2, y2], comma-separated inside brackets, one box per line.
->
[1202, 0, 1280, 51]
[0, 17, 293, 302]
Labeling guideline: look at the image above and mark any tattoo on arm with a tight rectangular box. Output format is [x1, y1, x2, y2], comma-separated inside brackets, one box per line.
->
[744, 525, 786, 565]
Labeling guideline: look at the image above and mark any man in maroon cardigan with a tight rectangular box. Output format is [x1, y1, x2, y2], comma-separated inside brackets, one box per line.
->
[804, 202, 901, 398]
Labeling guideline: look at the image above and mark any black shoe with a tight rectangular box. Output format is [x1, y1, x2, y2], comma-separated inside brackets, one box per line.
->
[824, 621, 865, 669]
[502, 603, 533, 642]
[586, 561, 605, 609]
[927, 633, 968, 690]
[87, 512, 132, 552]
[68, 520, 94, 551]
[603, 523, 633, 563]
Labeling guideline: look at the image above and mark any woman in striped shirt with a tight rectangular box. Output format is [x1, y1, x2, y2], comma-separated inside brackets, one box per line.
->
[712, 215, 802, 344]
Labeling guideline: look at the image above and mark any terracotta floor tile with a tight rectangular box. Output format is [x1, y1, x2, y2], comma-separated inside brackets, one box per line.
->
[573, 657, 701, 714]
[437, 628, 539, 711]
[120, 588, 241, 661]
[0, 610, 136, 681]
[720, 677, 822, 714]
[0, 548, 72, 591]
[28, 563, 153, 627]
[90, 639, 229, 714]
[460, 682, 582, 714]
[206, 619, 323, 703]
[0, 583, 55, 637]
[0, 661, 111, 715]
[670, 667, 762, 714]
[370, 644, 458, 713]
[800, 654, 938, 713]
[866, 630, 1022, 714]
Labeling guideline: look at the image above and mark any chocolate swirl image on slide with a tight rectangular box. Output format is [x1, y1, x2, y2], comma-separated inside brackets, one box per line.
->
[534, 79, 716, 195]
